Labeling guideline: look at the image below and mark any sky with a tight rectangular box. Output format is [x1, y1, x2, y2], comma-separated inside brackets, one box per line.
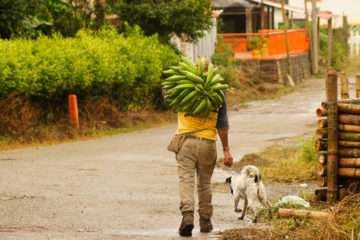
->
[319, 0, 360, 23]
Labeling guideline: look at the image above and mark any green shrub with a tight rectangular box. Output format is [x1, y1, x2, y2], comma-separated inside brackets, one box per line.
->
[212, 35, 235, 67]
[300, 137, 318, 163]
[0, 28, 179, 110]
[320, 27, 349, 70]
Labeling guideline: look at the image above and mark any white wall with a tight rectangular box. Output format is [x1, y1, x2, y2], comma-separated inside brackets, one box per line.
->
[273, 0, 306, 29]
[274, 8, 284, 29]
[171, 18, 218, 63]
[349, 27, 360, 57]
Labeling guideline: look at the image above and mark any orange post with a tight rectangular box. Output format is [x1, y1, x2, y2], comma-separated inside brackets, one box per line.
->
[68, 94, 80, 129]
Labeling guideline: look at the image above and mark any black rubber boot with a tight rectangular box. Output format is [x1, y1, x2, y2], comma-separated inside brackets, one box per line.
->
[178, 213, 194, 237]
[199, 218, 213, 233]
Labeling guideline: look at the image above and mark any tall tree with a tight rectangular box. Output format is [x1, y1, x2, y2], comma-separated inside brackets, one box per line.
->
[0, 0, 101, 38]
[0, 0, 32, 38]
[107, 0, 213, 42]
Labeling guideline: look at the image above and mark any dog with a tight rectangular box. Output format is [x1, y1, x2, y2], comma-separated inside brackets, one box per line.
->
[225, 165, 271, 222]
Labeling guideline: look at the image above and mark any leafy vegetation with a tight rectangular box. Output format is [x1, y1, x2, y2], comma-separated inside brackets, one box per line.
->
[320, 26, 350, 70]
[0, 28, 179, 110]
[0, 0, 105, 38]
[107, 0, 213, 42]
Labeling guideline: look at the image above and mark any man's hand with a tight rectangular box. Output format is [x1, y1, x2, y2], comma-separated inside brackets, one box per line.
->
[223, 150, 233, 167]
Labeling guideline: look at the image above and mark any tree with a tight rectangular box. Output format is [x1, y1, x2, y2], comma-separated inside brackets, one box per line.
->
[0, 0, 34, 38]
[0, 0, 104, 39]
[107, 0, 213, 42]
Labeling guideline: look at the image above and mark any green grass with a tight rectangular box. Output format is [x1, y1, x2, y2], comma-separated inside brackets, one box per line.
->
[257, 136, 318, 182]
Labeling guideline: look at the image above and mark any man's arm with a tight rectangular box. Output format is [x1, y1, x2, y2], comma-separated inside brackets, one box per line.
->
[216, 100, 233, 167]
[218, 128, 233, 167]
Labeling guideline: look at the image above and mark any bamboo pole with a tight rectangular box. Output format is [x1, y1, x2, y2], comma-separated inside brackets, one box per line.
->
[317, 119, 328, 129]
[339, 168, 360, 178]
[326, 69, 338, 202]
[319, 167, 360, 178]
[339, 140, 360, 148]
[316, 128, 327, 139]
[339, 158, 360, 168]
[316, 107, 327, 117]
[357, 75, 360, 98]
[327, 16, 333, 68]
[319, 155, 327, 165]
[339, 115, 360, 125]
[338, 148, 360, 158]
[339, 132, 360, 141]
[278, 208, 329, 220]
[338, 104, 360, 114]
[315, 140, 327, 151]
[322, 103, 360, 114]
[340, 72, 350, 100]
[320, 177, 327, 187]
[339, 124, 360, 133]
[315, 187, 327, 201]
[319, 165, 326, 177]
[323, 99, 360, 106]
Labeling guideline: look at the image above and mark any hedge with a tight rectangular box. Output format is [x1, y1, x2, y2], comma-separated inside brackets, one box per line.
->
[0, 28, 179, 110]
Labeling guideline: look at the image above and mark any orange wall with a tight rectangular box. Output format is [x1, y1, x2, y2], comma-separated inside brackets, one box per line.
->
[220, 29, 310, 57]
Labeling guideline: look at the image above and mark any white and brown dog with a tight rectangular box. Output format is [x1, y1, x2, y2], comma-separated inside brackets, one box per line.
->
[225, 165, 271, 222]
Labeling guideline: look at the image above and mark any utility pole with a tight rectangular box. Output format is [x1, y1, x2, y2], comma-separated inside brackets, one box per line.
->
[261, 0, 265, 30]
[304, 0, 312, 68]
[281, 0, 291, 77]
[327, 15, 333, 68]
[304, 0, 310, 24]
[311, 0, 319, 74]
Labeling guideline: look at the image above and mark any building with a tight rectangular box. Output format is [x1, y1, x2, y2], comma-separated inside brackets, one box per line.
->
[213, 0, 311, 83]
[349, 25, 360, 57]
[214, 0, 306, 34]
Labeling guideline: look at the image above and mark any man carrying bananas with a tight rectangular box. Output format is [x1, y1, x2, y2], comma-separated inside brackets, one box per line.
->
[174, 101, 233, 237]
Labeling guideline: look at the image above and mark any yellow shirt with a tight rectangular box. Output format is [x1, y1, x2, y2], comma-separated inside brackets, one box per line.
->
[176, 112, 218, 141]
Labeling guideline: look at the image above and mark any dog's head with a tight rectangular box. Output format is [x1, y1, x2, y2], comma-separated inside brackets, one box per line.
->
[244, 165, 261, 183]
[225, 176, 233, 194]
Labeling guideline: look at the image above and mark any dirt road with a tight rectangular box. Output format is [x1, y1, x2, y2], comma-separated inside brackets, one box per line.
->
[0, 78, 325, 240]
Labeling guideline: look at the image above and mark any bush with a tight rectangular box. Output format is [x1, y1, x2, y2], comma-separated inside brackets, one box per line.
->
[320, 27, 349, 70]
[212, 36, 235, 67]
[0, 28, 179, 110]
[300, 137, 318, 163]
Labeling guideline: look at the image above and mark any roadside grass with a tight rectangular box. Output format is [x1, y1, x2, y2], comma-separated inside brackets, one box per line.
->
[221, 137, 360, 240]
[0, 111, 176, 150]
[0, 79, 298, 150]
[258, 137, 318, 183]
[262, 194, 360, 240]
[219, 136, 319, 183]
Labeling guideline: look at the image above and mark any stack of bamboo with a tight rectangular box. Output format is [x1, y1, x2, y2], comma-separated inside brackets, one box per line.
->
[316, 73, 360, 191]
[316, 102, 360, 180]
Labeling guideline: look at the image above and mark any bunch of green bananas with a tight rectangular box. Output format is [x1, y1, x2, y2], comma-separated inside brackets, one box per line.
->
[162, 58, 228, 117]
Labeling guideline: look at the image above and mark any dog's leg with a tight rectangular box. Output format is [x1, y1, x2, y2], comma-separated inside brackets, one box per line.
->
[252, 206, 259, 223]
[257, 183, 273, 220]
[239, 196, 248, 220]
[234, 194, 242, 213]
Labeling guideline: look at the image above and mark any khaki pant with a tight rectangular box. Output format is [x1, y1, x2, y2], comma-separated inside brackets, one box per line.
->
[176, 137, 217, 219]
